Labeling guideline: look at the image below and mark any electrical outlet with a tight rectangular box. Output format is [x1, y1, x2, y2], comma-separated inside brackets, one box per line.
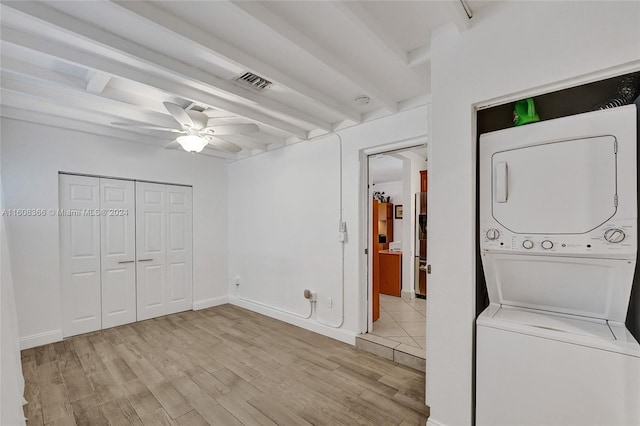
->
[328, 297, 333, 308]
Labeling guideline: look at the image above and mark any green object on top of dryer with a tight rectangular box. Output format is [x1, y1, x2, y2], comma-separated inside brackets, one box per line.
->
[513, 98, 540, 126]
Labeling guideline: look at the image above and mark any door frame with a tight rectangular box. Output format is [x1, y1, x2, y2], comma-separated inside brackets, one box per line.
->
[358, 137, 428, 334]
[58, 171, 192, 188]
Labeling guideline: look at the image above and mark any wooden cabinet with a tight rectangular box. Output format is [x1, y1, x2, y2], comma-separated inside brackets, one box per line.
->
[375, 201, 393, 250]
[379, 250, 402, 297]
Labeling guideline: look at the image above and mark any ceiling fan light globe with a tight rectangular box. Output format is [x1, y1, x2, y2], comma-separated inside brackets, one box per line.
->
[176, 135, 208, 153]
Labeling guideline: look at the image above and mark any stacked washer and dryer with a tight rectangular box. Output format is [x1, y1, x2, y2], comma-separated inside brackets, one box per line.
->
[477, 104, 640, 425]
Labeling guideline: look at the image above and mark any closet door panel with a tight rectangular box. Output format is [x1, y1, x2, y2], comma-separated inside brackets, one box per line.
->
[136, 182, 167, 320]
[60, 174, 101, 337]
[100, 178, 136, 329]
[166, 185, 193, 314]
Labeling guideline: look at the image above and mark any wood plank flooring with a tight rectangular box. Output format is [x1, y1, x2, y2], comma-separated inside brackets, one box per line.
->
[21, 304, 429, 425]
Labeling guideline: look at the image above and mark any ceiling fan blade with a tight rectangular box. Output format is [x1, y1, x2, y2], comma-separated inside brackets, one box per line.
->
[185, 110, 209, 130]
[164, 141, 182, 150]
[163, 102, 194, 128]
[204, 123, 259, 135]
[205, 136, 242, 153]
[111, 122, 182, 133]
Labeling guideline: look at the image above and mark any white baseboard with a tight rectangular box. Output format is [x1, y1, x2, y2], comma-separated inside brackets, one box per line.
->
[193, 296, 228, 311]
[426, 418, 447, 426]
[401, 289, 415, 301]
[228, 296, 357, 345]
[19, 329, 63, 350]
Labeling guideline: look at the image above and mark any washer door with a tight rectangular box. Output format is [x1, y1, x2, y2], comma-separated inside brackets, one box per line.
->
[492, 136, 617, 234]
[482, 253, 636, 322]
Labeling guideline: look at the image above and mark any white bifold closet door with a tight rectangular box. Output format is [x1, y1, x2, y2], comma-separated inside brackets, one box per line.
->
[60, 174, 102, 337]
[100, 178, 136, 329]
[61, 176, 191, 338]
[165, 185, 193, 315]
[136, 182, 192, 321]
[60, 175, 136, 337]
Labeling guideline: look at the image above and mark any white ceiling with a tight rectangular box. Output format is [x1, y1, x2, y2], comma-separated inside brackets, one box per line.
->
[0, 1, 493, 160]
[370, 146, 427, 184]
[371, 154, 404, 184]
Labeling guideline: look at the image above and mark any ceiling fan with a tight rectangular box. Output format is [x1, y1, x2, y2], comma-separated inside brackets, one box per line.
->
[111, 102, 259, 153]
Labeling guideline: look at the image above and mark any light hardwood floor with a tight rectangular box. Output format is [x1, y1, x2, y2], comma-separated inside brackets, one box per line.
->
[21, 304, 429, 425]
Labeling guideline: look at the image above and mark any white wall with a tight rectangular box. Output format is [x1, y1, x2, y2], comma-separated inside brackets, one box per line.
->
[371, 180, 403, 240]
[1, 118, 228, 348]
[228, 135, 343, 335]
[1, 152, 26, 425]
[228, 106, 428, 342]
[427, 2, 640, 426]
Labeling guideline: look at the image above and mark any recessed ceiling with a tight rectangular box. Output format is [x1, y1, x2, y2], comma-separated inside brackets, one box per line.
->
[0, 1, 494, 160]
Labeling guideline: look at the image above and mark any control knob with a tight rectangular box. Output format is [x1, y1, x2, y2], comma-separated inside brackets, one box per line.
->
[486, 229, 500, 240]
[604, 228, 625, 243]
[541, 240, 553, 250]
[522, 240, 534, 249]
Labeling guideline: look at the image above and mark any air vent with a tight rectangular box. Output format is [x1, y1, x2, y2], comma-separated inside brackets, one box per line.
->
[235, 72, 272, 91]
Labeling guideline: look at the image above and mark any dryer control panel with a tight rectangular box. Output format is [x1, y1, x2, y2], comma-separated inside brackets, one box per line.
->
[480, 219, 636, 259]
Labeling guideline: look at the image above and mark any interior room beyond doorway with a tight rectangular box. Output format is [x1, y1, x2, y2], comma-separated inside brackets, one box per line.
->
[356, 144, 427, 370]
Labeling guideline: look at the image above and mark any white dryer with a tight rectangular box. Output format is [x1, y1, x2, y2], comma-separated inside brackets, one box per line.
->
[477, 105, 640, 426]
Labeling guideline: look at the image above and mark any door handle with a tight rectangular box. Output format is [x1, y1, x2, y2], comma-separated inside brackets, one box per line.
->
[118, 260, 135, 264]
[138, 258, 154, 262]
[494, 161, 508, 203]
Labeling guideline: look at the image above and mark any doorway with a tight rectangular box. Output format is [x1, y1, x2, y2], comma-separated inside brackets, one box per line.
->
[357, 143, 427, 371]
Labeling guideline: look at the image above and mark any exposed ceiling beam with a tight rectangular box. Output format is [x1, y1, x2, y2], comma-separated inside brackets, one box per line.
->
[0, 25, 309, 139]
[85, 71, 111, 95]
[330, 1, 408, 66]
[228, 0, 399, 113]
[2, 71, 262, 159]
[110, 0, 362, 124]
[408, 45, 431, 68]
[0, 73, 175, 129]
[0, 55, 87, 90]
[1, 104, 153, 146]
[2, 2, 323, 135]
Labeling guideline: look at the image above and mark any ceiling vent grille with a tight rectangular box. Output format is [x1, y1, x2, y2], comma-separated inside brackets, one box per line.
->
[235, 72, 272, 91]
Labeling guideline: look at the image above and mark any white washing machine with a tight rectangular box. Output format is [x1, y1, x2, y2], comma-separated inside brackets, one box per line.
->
[477, 105, 640, 426]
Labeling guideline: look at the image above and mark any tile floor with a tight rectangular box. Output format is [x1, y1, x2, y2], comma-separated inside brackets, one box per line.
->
[371, 294, 426, 350]
[355, 294, 426, 370]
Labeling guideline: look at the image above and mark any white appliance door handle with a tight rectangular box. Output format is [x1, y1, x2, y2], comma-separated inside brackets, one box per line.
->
[495, 161, 508, 203]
